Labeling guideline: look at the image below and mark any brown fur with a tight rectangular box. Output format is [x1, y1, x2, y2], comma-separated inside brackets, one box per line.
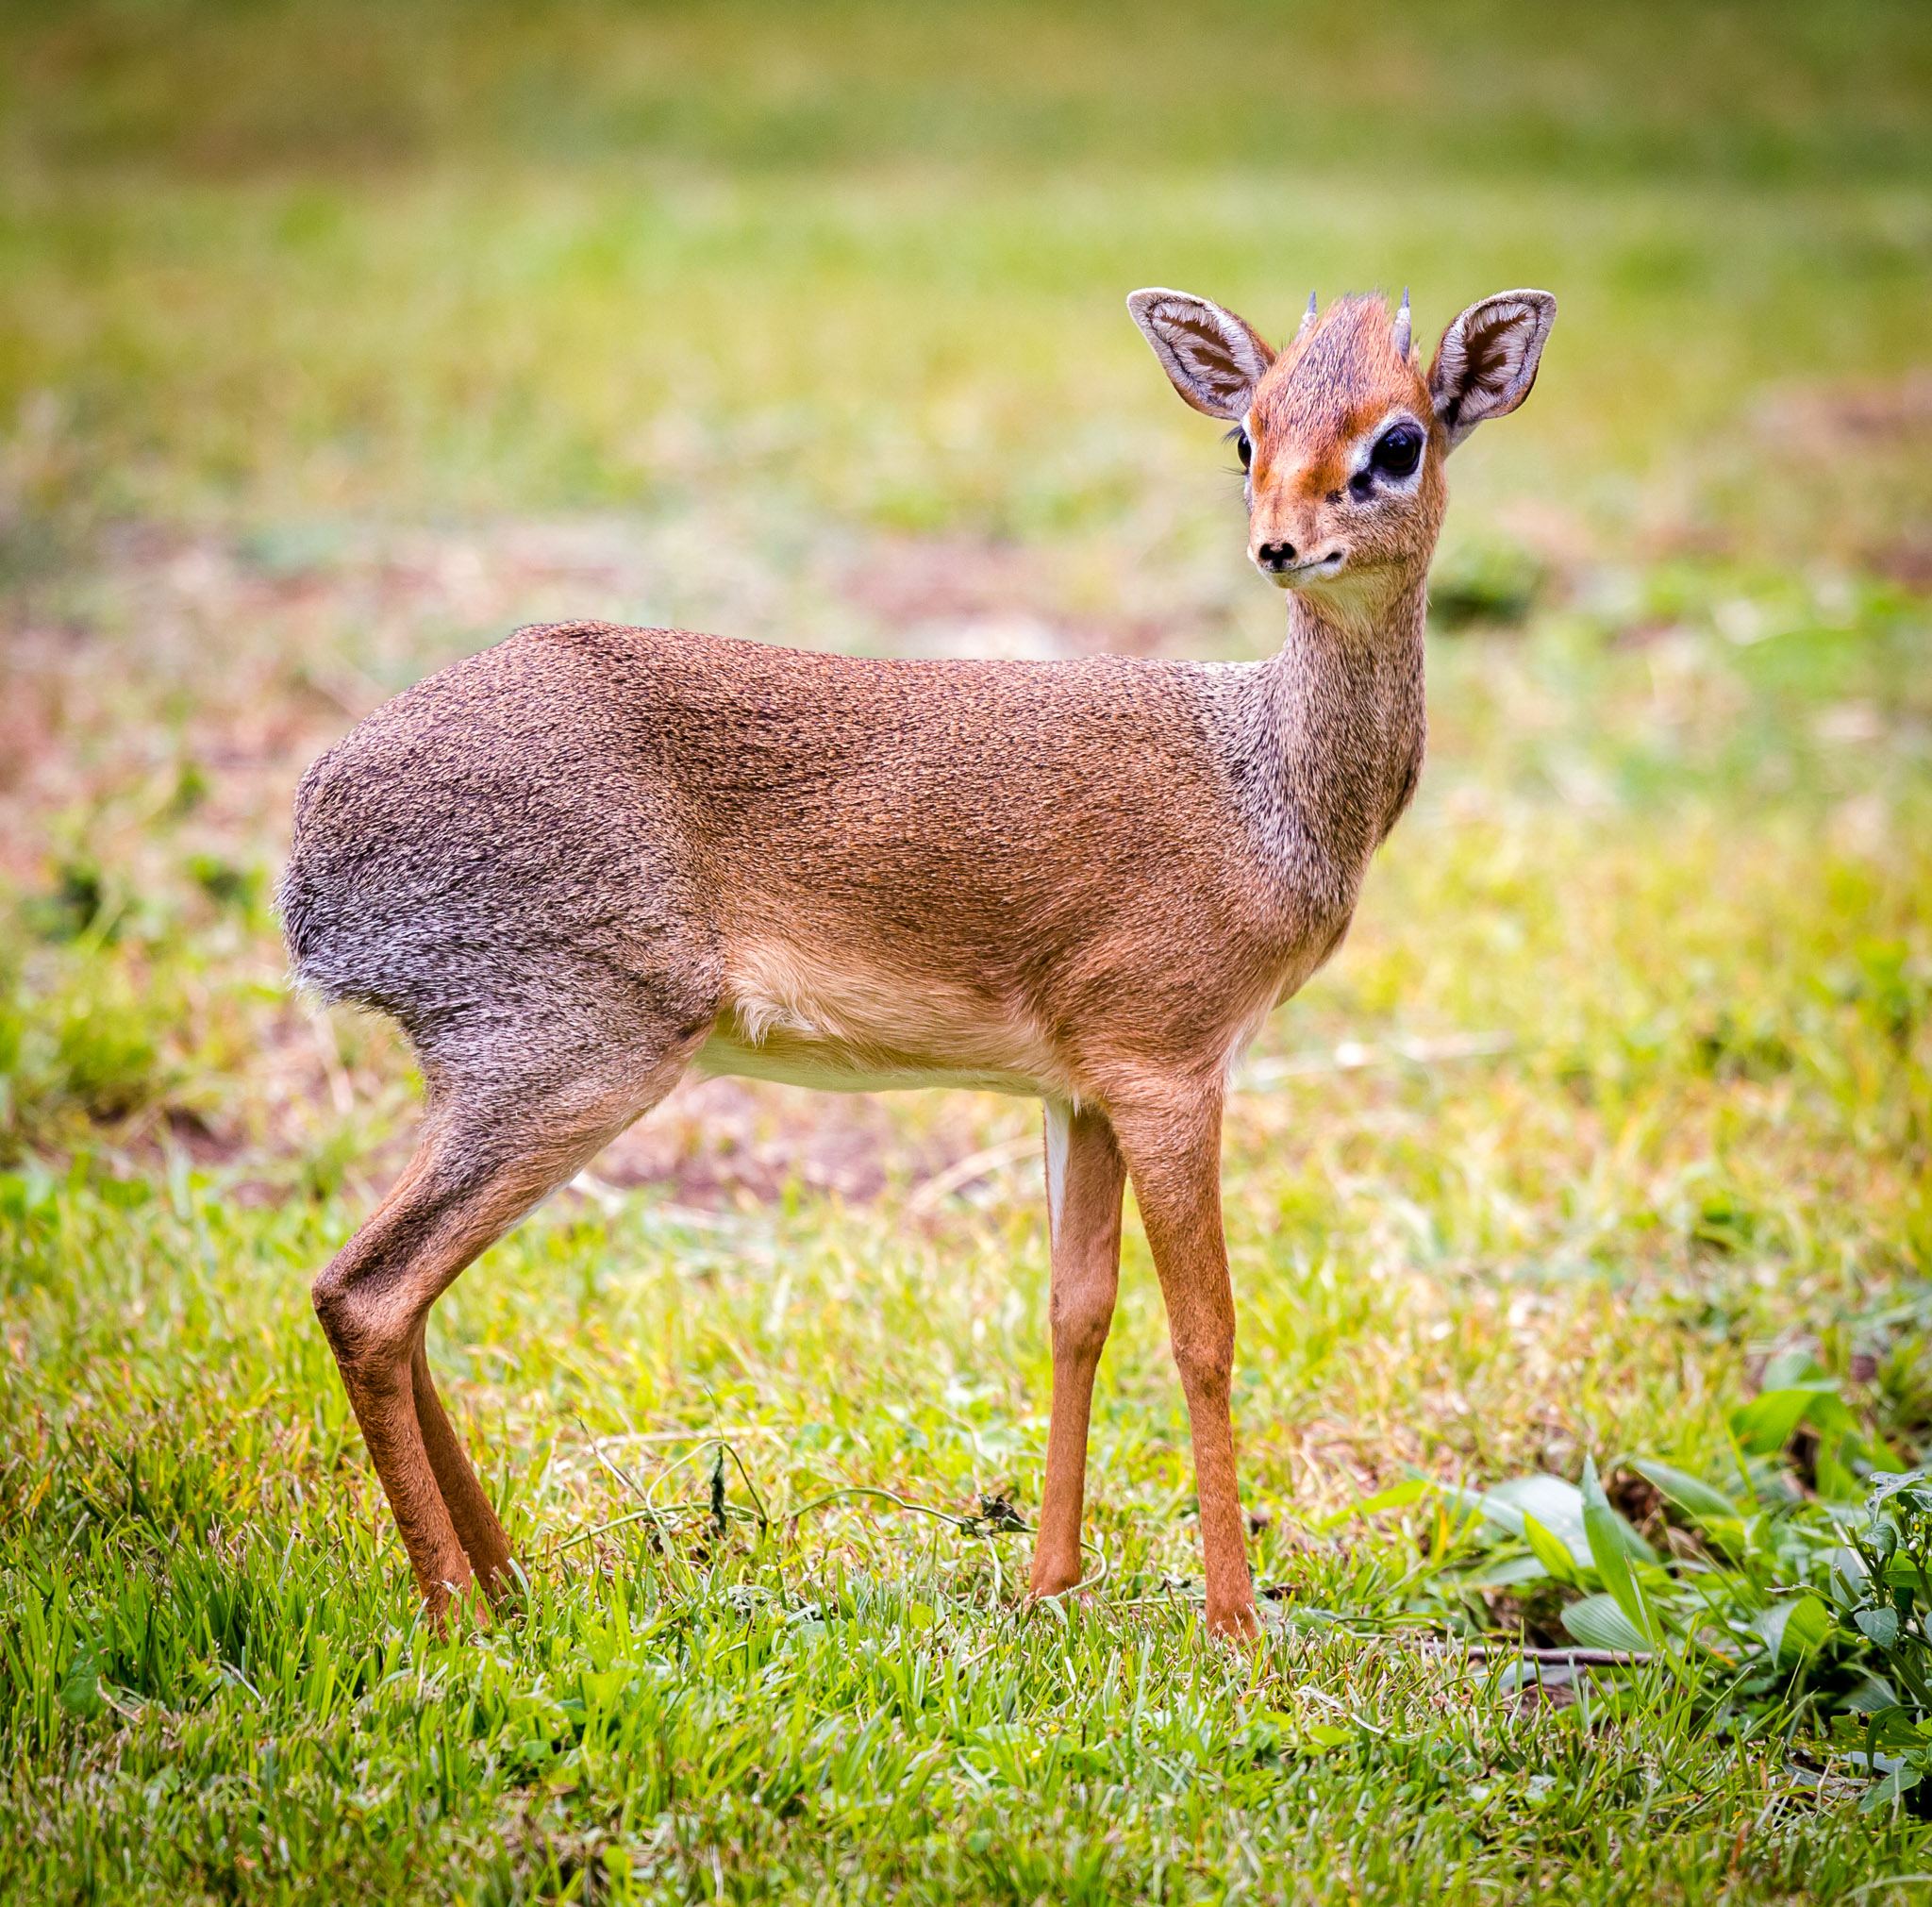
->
[281, 283, 1554, 1638]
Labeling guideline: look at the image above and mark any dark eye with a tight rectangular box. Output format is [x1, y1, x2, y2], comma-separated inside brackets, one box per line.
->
[1232, 427, 1253, 471]
[1370, 423, 1423, 479]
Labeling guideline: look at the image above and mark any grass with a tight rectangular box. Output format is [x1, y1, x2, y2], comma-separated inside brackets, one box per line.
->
[3, 1, 1932, 1899]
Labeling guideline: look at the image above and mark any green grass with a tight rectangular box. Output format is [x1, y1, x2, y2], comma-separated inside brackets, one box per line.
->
[4, 1, 1932, 1899]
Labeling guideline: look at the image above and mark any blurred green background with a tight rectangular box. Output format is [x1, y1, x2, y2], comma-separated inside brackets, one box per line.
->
[3, 0, 1928, 565]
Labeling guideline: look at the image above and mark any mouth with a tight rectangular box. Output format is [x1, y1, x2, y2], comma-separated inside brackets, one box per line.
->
[1261, 551, 1347, 590]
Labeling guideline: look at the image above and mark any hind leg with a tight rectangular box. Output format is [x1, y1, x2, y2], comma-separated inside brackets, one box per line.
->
[312, 1033, 697, 1614]
[411, 1324, 513, 1596]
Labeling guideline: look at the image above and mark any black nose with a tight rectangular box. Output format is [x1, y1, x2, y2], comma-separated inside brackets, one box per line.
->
[1256, 541, 1297, 570]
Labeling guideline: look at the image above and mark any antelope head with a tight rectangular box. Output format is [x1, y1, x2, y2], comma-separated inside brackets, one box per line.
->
[1128, 283, 1556, 616]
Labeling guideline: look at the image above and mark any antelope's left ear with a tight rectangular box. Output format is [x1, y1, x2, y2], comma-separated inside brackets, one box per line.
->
[1427, 291, 1556, 451]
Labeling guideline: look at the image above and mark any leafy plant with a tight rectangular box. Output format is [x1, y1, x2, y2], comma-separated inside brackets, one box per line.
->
[1824, 1469, 1932, 1813]
[1346, 1354, 1909, 1769]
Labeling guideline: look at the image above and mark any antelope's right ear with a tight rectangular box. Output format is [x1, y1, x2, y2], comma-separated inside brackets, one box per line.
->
[1126, 289, 1275, 420]
[1428, 290, 1557, 451]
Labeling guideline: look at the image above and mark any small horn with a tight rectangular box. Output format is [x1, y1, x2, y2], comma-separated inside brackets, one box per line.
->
[1391, 287, 1412, 360]
[1294, 290, 1318, 344]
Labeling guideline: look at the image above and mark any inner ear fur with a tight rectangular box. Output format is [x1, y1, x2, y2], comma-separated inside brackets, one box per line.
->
[1428, 290, 1557, 450]
[1126, 289, 1275, 420]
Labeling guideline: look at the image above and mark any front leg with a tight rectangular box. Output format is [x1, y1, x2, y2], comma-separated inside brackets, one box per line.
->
[1108, 1087, 1258, 1640]
[1028, 1099, 1126, 1601]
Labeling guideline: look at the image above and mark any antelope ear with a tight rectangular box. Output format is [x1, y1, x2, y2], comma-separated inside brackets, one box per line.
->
[1126, 288, 1275, 420]
[1428, 290, 1556, 451]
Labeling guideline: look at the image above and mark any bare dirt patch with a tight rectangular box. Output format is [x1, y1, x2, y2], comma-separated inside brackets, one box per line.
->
[1750, 371, 1932, 586]
[589, 1074, 1020, 1210]
[835, 533, 1186, 658]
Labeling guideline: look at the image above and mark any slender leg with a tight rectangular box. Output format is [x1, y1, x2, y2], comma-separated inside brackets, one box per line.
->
[313, 1124, 584, 1614]
[1027, 1099, 1126, 1601]
[411, 1325, 513, 1595]
[312, 1043, 692, 1616]
[312, 1132, 509, 1614]
[1108, 1087, 1258, 1640]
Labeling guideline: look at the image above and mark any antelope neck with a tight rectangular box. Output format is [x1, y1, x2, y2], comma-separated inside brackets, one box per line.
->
[1224, 571, 1429, 919]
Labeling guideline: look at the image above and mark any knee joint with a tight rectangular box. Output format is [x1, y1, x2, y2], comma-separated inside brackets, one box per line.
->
[1170, 1327, 1234, 1390]
[1051, 1288, 1115, 1363]
[1053, 1311, 1112, 1363]
[312, 1256, 412, 1368]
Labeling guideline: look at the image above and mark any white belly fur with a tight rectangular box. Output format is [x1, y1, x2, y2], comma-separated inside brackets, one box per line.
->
[693, 938, 1069, 1099]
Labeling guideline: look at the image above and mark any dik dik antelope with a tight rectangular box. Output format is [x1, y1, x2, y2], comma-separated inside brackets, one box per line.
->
[281, 283, 1555, 1639]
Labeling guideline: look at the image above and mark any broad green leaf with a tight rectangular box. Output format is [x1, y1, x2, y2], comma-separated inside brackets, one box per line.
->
[1522, 1468, 1661, 1561]
[1456, 1553, 1552, 1591]
[1434, 1471, 1652, 1573]
[1755, 1599, 1797, 1664]
[1429, 1481, 1547, 1552]
[1844, 1674, 1901, 1715]
[1488, 1475, 1592, 1566]
[1431, 1481, 1524, 1537]
[1581, 1455, 1656, 1642]
[1869, 1711, 1926, 1751]
[1805, 1393, 1860, 1438]
[1857, 1605, 1902, 1649]
[1729, 1387, 1821, 1456]
[1302, 1723, 1354, 1751]
[1756, 1596, 1830, 1666]
[1784, 1595, 1834, 1661]
[1868, 1471, 1932, 1515]
[1697, 1514, 1752, 1557]
[1814, 1431, 1863, 1503]
[1861, 1764, 1924, 1813]
[1630, 1459, 1740, 1524]
[1561, 1593, 1651, 1654]
[1521, 1513, 1577, 1585]
[1320, 1479, 1429, 1529]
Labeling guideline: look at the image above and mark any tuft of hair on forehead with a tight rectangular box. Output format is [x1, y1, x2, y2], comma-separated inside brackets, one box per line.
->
[1277, 293, 1410, 377]
[1253, 293, 1421, 436]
